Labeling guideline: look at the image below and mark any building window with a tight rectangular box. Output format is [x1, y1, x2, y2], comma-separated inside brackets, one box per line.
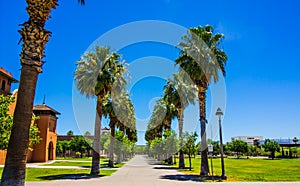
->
[1, 80, 5, 91]
[49, 121, 56, 132]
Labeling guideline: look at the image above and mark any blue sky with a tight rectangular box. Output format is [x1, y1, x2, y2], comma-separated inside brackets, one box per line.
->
[1, 0, 300, 145]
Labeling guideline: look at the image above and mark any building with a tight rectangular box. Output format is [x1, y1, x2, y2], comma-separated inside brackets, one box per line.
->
[258, 138, 300, 158]
[231, 136, 263, 146]
[31, 104, 60, 162]
[0, 67, 18, 95]
[0, 67, 60, 164]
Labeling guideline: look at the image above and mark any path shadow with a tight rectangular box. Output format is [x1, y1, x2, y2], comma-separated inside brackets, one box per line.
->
[147, 159, 163, 165]
[37, 174, 105, 181]
[160, 174, 224, 182]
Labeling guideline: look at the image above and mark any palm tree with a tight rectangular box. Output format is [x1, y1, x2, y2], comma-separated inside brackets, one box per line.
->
[74, 46, 125, 174]
[163, 72, 197, 168]
[176, 25, 227, 176]
[1, 1, 84, 185]
[103, 92, 133, 167]
[145, 98, 168, 142]
[102, 94, 116, 167]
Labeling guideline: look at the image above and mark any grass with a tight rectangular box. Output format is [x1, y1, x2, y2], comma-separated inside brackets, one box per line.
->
[169, 156, 300, 181]
[41, 158, 125, 168]
[56, 157, 92, 161]
[0, 157, 123, 182]
[0, 168, 116, 182]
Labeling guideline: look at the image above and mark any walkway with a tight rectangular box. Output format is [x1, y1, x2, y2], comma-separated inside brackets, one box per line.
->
[26, 155, 300, 186]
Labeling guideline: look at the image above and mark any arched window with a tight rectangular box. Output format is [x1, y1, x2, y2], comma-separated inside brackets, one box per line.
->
[1, 80, 5, 91]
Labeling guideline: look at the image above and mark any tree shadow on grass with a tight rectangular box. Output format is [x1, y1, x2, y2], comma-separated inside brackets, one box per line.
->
[37, 174, 105, 181]
[160, 174, 224, 182]
[153, 166, 190, 170]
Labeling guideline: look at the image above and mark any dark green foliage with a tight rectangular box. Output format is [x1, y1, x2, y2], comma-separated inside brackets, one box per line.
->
[229, 140, 249, 158]
[67, 130, 74, 136]
[0, 95, 14, 150]
[0, 95, 41, 150]
[69, 136, 92, 158]
[182, 132, 198, 170]
[263, 139, 280, 160]
[56, 140, 70, 157]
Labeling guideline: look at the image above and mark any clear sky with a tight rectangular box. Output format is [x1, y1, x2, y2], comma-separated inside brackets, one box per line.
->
[1, 0, 300, 145]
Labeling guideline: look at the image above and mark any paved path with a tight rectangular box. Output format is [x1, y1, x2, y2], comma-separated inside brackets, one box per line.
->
[26, 155, 300, 186]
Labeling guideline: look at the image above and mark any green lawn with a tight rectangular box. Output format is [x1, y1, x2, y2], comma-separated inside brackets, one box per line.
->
[0, 158, 122, 182]
[56, 157, 92, 161]
[0, 168, 116, 182]
[42, 158, 124, 168]
[169, 156, 300, 181]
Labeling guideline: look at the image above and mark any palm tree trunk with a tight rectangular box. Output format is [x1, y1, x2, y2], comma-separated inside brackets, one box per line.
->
[1, 65, 38, 186]
[91, 96, 102, 174]
[178, 107, 185, 169]
[198, 85, 210, 176]
[108, 116, 115, 168]
[1, 1, 57, 185]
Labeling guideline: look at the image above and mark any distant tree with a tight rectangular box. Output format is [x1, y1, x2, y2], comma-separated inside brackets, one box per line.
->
[67, 130, 74, 136]
[69, 136, 92, 158]
[223, 143, 231, 155]
[163, 130, 178, 164]
[84, 131, 91, 136]
[134, 146, 148, 155]
[249, 145, 261, 157]
[182, 132, 198, 170]
[100, 134, 110, 154]
[291, 147, 298, 158]
[56, 140, 70, 158]
[114, 130, 134, 163]
[229, 140, 249, 158]
[149, 137, 164, 160]
[263, 139, 280, 160]
[293, 137, 299, 144]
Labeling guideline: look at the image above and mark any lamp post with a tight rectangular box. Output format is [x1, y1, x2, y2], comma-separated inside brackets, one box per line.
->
[216, 107, 226, 179]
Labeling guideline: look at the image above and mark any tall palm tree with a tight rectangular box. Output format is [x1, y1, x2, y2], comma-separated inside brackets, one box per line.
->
[103, 91, 133, 167]
[1, 1, 84, 185]
[74, 46, 125, 174]
[102, 94, 117, 168]
[176, 25, 227, 176]
[145, 98, 168, 142]
[163, 72, 197, 168]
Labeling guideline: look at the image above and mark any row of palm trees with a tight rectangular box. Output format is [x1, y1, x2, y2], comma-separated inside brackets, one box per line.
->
[74, 46, 137, 173]
[145, 25, 227, 176]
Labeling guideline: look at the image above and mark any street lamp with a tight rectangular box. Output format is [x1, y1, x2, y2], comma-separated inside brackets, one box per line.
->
[216, 107, 226, 179]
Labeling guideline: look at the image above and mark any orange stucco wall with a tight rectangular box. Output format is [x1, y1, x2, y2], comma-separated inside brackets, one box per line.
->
[0, 91, 58, 164]
[0, 150, 7, 165]
[31, 115, 57, 162]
